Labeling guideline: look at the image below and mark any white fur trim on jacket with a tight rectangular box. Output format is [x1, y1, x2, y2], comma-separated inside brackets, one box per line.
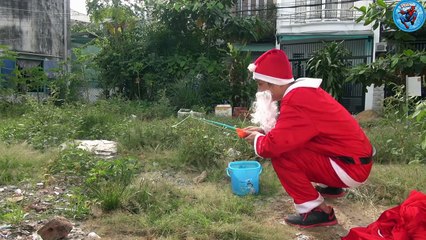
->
[253, 133, 264, 158]
[284, 78, 322, 96]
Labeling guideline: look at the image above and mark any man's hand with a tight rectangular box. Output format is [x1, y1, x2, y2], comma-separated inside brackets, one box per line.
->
[244, 131, 258, 145]
[242, 126, 264, 145]
[243, 126, 265, 134]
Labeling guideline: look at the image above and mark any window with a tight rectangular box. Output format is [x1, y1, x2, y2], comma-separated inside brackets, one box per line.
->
[308, 0, 322, 19]
[325, 0, 338, 19]
[340, 0, 354, 20]
[295, 0, 306, 22]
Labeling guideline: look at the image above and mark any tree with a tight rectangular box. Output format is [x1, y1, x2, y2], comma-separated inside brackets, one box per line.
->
[0, 45, 18, 94]
[354, 0, 420, 44]
[347, 50, 426, 90]
[306, 41, 351, 99]
[225, 43, 256, 107]
[88, 0, 271, 109]
[348, 0, 426, 92]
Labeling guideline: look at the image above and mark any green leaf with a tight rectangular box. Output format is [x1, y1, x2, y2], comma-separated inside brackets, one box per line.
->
[403, 49, 415, 56]
[355, 6, 367, 13]
[377, 0, 387, 8]
[355, 15, 365, 23]
[420, 55, 426, 63]
[421, 137, 426, 150]
[391, 58, 399, 68]
[364, 18, 374, 25]
[373, 22, 379, 30]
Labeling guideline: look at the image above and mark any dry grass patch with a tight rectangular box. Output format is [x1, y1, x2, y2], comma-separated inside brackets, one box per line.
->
[0, 142, 58, 184]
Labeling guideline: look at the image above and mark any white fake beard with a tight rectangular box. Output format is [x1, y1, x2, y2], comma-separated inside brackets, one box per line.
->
[250, 90, 278, 134]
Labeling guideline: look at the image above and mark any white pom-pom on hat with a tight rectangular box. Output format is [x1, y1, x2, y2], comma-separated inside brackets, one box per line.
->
[247, 63, 256, 72]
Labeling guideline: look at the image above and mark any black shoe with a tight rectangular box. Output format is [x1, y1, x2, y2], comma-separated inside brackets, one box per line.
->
[285, 207, 338, 228]
[315, 186, 346, 198]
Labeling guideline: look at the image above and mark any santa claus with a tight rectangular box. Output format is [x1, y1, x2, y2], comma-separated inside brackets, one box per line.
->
[243, 49, 374, 228]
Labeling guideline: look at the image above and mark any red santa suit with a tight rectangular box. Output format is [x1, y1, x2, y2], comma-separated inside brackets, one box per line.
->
[253, 78, 374, 214]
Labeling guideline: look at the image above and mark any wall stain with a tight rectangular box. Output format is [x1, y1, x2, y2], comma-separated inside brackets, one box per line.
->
[0, 0, 69, 58]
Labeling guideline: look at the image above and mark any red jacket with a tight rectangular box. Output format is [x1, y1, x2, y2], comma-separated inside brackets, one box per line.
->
[255, 78, 373, 162]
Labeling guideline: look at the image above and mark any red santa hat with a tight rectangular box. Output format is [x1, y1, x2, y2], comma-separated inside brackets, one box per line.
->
[247, 49, 294, 85]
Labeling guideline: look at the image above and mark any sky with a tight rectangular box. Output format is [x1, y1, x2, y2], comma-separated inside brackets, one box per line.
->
[70, 0, 88, 14]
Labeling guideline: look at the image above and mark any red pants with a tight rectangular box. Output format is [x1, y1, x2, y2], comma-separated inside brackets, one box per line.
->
[271, 148, 372, 213]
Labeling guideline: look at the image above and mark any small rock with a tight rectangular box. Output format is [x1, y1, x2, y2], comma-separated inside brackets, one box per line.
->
[28, 203, 48, 213]
[87, 232, 101, 239]
[193, 171, 208, 184]
[0, 187, 4, 192]
[36, 183, 44, 187]
[32, 232, 43, 240]
[0, 225, 12, 231]
[7, 196, 24, 203]
[37, 216, 73, 240]
[295, 232, 310, 240]
[226, 148, 241, 158]
[15, 189, 23, 195]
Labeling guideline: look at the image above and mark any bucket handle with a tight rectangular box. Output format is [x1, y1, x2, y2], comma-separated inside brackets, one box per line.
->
[226, 167, 262, 177]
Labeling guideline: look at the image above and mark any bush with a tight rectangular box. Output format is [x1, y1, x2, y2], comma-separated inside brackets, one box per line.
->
[363, 86, 425, 164]
[119, 118, 181, 152]
[48, 147, 98, 178]
[0, 98, 174, 150]
[85, 157, 140, 212]
[175, 117, 255, 171]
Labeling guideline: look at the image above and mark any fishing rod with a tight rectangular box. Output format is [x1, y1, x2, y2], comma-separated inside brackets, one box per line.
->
[172, 115, 249, 138]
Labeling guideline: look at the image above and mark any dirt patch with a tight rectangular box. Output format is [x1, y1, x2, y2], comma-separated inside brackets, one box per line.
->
[354, 110, 381, 123]
[258, 192, 388, 240]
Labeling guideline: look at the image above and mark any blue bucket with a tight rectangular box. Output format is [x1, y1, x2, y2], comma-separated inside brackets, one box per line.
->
[226, 161, 262, 196]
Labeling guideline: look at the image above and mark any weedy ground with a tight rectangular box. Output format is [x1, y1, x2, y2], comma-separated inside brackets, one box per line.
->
[0, 100, 425, 239]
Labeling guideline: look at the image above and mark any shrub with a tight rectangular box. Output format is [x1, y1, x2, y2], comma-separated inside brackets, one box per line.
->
[119, 118, 181, 152]
[363, 85, 425, 164]
[85, 157, 140, 212]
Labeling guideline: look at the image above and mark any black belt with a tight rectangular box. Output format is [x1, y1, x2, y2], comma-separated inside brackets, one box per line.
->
[335, 156, 372, 165]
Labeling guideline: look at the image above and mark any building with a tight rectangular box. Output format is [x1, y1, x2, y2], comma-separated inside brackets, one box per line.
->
[275, 0, 383, 113]
[0, 0, 70, 91]
[233, 0, 278, 59]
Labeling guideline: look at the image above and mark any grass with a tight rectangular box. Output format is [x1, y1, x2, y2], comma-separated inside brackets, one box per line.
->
[364, 122, 425, 164]
[0, 142, 57, 185]
[0, 203, 26, 225]
[0, 99, 425, 239]
[348, 163, 426, 205]
[87, 183, 296, 240]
